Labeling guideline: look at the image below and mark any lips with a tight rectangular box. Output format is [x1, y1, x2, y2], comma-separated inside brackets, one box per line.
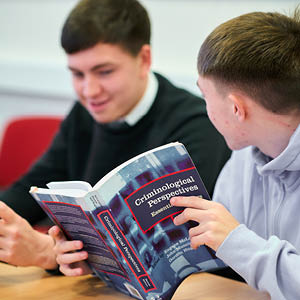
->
[88, 99, 110, 112]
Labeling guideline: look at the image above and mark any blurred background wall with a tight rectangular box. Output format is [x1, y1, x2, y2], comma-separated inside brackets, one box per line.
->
[0, 0, 299, 132]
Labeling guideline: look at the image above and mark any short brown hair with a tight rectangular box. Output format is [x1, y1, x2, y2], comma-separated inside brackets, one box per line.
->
[61, 0, 151, 56]
[197, 8, 300, 114]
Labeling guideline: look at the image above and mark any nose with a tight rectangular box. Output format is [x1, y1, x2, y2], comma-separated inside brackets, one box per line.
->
[82, 76, 102, 98]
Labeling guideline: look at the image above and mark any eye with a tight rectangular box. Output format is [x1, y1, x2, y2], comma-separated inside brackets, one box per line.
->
[98, 69, 113, 76]
[71, 71, 84, 79]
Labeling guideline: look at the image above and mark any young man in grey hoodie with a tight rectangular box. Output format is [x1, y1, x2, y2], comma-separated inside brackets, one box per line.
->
[171, 8, 300, 300]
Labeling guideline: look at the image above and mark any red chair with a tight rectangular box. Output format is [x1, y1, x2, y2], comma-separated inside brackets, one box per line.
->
[0, 116, 62, 189]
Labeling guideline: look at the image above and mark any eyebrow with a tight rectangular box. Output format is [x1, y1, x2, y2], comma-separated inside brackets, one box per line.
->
[68, 63, 114, 72]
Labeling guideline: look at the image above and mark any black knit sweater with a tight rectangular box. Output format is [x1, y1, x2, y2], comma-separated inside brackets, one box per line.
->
[1, 73, 231, 224]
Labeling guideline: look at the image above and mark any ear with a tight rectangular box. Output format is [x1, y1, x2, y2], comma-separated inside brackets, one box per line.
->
[228, 93, 247, 122]
[138, 44, 152, 78]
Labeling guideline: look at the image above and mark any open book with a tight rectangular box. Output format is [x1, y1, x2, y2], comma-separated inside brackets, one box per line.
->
[30, 142, 225, 300]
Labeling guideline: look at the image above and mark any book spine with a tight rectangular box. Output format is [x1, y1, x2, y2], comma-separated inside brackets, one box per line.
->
[98, 209, 156, 294]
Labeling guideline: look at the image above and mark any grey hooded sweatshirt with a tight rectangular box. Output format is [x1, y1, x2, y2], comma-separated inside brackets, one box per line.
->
[214, 124, 300, 300]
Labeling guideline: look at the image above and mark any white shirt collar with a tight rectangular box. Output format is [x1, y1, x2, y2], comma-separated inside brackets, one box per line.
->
[123, 72, 158, 126]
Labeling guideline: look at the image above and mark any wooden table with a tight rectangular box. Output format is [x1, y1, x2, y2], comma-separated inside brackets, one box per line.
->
[0, 263, 270, 300]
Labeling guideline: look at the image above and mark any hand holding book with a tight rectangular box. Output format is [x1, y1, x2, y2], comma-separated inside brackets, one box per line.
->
[171, 196, 240, 251]
[48, 225, 92, 276]
[30, 142, 226, 300]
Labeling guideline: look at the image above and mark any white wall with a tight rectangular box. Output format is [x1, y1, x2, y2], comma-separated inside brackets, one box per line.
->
[0, 0, 299, 131]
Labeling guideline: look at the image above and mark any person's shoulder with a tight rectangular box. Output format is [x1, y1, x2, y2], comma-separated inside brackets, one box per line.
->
[155, 72, 201, 101]
[226, 147, 254, 171]
[62, 101, 93, 132]
[64, 101, 91, 121]
[154, 73, 206, 114]
[67, 101, 90, 117]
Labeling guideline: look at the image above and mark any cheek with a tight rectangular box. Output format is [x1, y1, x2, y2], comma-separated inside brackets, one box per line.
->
[113, 77, 134, 100]
[72, 80, 87, 106]
[72, 79, 82, 95]
[207, 109, 228, 136]
[206, 107, 218, 125]
[105, 73, 127, 95]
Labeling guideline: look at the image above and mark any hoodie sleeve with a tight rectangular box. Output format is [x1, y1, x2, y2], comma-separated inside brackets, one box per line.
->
[217, 225, 300, 300]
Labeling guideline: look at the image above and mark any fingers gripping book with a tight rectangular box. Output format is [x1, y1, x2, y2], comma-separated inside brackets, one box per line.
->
[30, 142, 225, 300]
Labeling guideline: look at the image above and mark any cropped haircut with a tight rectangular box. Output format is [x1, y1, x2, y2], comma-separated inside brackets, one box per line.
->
[197, 8, 300, 114]
[61, 0, 151, 56]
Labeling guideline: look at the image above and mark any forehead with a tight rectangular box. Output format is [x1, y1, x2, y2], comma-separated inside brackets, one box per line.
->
[197, 75, 215, 95]
[67, 42, 135, 68]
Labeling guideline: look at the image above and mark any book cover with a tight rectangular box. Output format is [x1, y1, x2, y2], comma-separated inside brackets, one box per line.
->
[30, 142, 225, 300]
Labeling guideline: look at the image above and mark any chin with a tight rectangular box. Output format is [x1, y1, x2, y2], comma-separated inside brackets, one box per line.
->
[227, 142, 249, 151]
[94, 118, 112, 124]
[92, 114, 119, 124]
[225, 140, 239, 151]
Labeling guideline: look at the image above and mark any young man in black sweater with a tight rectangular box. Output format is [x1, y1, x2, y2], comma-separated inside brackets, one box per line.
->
[0, 0, 230, 271]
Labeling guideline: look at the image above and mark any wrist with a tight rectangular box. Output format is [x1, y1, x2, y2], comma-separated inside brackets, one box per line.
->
[34, 232, 58, 270]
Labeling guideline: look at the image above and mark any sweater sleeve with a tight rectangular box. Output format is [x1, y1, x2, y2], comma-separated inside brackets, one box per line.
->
[217, 224, 300, 299]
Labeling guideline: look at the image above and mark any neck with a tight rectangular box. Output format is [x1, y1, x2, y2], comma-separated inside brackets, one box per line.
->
[254, 113, 300, 158]
[132, 74, 149, 110]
